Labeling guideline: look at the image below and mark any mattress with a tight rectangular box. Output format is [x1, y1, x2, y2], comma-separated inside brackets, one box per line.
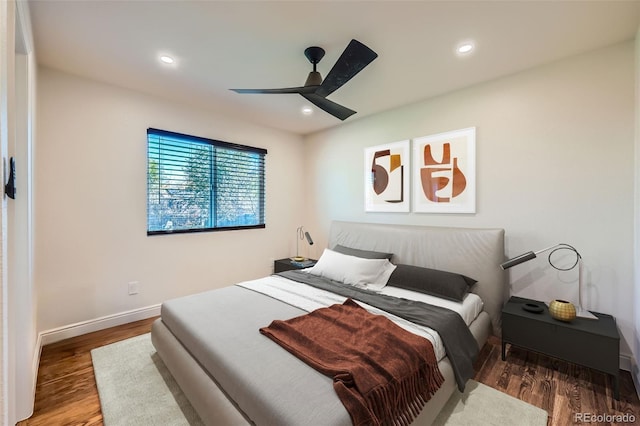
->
[159, 274, 485, 425]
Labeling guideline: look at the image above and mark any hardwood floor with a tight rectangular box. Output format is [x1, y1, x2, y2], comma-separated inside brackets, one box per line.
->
[18, 321, 640, 425]
[475, 336, 640, 426]
[17, 317, 158, 426]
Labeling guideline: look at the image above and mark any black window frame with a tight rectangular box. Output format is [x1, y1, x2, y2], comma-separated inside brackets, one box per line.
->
[147, 128, 267, 236]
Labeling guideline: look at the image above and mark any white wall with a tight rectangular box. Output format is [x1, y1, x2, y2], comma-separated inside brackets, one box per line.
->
[35, 67, 306, 333]
[305, 42, 636, 358]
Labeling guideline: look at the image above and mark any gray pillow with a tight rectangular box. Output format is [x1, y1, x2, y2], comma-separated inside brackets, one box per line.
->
[332, 244, 393, 260]
[386, 264, 477, 302]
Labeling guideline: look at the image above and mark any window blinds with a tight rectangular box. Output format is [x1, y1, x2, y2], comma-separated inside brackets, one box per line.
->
[147, 128, 266, 234]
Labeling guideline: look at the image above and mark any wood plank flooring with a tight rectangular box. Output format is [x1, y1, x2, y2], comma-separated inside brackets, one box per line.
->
[18, 320, 640, 425]
[17, 317, 158, 426]
[475, 336, 640, 425]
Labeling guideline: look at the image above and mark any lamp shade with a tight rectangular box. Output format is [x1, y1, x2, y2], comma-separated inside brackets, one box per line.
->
[500, 251, 536, 270]
[304, 231, 314, 245]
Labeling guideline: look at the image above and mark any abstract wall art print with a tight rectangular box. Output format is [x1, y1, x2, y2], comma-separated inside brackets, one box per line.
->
[364, 140, 410, 212]
[412, 127, 476, 213]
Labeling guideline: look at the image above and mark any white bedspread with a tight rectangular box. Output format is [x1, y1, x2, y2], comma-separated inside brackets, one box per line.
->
[237, 275, 483, 361]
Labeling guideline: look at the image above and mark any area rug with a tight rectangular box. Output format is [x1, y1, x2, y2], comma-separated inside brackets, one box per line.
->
[92, 333, 548, 426]
[91, 333, 204, 426]
[432, 380, 548, 426]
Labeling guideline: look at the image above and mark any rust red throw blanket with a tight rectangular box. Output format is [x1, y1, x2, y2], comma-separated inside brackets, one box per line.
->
[260, 299, 444, 426]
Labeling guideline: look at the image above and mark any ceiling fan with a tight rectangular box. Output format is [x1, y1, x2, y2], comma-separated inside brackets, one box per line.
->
[231, 39, 378, 121]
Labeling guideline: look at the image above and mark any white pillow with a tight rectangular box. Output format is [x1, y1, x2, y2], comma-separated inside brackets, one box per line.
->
[308, 248, 396, 289]
[366, 260, 397, 291]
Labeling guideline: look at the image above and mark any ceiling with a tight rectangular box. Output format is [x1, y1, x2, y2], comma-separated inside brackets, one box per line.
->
[28, 1, 640, 136]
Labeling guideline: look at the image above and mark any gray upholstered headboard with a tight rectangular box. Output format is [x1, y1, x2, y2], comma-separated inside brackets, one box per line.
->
[328, 221, 507, 336]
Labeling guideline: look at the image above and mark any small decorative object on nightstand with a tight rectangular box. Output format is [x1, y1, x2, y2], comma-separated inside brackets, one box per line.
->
[502, 296, 620, 400]
[274, 258, 317, 273]
[522, 302, 544, 313]
[548, 299, 576, 322]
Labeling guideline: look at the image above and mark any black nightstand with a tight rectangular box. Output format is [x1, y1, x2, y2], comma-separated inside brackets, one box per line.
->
[274, 258, 317, 273]
[502, 296, 620, 400]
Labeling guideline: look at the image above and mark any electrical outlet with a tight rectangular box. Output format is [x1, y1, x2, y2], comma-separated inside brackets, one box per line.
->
[128, 281, 139, 295]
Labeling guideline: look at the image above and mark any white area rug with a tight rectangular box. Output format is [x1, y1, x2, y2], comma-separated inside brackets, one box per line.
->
[92, 333, 548, 426]
[433, 380, 548, 426]
[91, 333, 204, 426]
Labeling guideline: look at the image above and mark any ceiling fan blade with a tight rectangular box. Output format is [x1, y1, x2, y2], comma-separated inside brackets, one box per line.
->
[315, 39, 378, 97]
[301, 93, 356, 121]
[231, 86, 318, 95]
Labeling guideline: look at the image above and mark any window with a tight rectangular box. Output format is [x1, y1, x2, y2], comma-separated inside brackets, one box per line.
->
[147, 128, 267, 235]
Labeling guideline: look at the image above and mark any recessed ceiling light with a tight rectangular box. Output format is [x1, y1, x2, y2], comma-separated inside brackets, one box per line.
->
[456, 42, 475, 55]
[301, 106, 313, 115]
[160, 55, 174, 64]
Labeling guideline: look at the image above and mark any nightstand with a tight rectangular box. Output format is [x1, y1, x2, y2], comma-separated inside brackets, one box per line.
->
[273, 258, 317, 273]
[502, 296, 620, 400]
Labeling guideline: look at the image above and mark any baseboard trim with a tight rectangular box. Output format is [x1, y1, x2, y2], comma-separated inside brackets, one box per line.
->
[630, 354, 640, 400]
[17, 334, 42, 422]
[39, 304, 161, 346]
[614, 353, 639, 398]
[620, 353, 633, 372]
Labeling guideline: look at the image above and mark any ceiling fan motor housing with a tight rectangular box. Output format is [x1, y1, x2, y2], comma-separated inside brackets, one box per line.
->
[305, 71, 322, 87]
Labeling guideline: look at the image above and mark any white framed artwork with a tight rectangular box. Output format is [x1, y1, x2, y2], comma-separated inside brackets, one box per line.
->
[412, 127, 476, 213]
[364, 140, 410, 212]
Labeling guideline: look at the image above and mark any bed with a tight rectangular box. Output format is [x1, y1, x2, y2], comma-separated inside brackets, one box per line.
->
[151, 221, 506, 425]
